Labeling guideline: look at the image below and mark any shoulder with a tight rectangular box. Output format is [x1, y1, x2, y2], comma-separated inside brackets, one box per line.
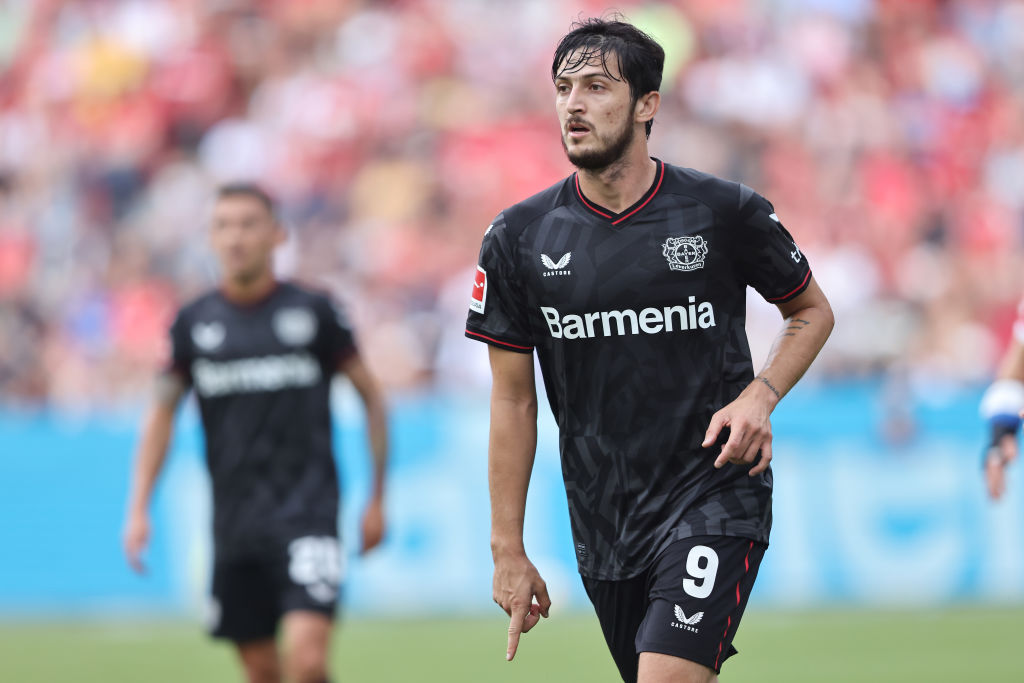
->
[276, 280, 343, 313]
[497, 175, 575, 236]
[174, 289, 222, 323]
[277, 280, 354, 328]
[660, 163, 761, 218]
[278, 280, 328, 302]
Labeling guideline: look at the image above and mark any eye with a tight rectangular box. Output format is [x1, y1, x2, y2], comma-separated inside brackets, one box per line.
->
[556, 83, 570, 94]
[590, 83, 604, 91]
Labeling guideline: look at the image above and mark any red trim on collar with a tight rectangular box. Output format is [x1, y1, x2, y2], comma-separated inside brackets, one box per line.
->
[574, 174, 613, 218]
[573, 159, 665, 225]
[612, 161, 664, 225]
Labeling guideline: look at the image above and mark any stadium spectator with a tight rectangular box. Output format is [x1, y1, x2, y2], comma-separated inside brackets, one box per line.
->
[0, 0, 1021, 408]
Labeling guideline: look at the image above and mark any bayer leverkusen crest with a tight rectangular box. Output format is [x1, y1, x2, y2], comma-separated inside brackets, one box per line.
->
[662, 235, 709, 272]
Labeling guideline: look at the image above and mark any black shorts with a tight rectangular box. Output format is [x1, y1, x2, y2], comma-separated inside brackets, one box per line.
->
[208, 535, 343, 642]
[582, 535, 766, 682]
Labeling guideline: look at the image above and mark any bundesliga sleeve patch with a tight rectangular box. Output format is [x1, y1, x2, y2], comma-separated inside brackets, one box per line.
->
[469, 265, 487, 314]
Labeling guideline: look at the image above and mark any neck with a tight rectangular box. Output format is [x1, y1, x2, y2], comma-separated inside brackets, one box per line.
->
[221, 268, 277, 304]
[576, 142, 656, 213]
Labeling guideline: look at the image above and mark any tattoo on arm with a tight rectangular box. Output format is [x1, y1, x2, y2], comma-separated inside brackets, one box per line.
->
[756, 375, 782, 399]
[793, 318, 811, 325]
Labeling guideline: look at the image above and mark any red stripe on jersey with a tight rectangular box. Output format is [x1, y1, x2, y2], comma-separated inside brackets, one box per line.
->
[465, 329, 533, 351]
[611, 162, 665, 225]
[767, 270, 811, 302]
[574, 175, 613, 218]
[715, 541, 755, 671]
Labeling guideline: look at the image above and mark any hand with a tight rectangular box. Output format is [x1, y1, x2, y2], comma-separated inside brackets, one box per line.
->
[359, 496, 385, 555]
[123, 510, 150, 574]
[492, 551, 551, 661]
[986, 433, 1018, 500]
[702, 382, 775, 477]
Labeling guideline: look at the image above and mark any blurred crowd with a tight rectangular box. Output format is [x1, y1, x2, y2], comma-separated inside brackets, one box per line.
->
[1, 0, 1023, 410]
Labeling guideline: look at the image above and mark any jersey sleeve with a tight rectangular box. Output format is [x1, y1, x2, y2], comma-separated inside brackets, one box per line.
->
[166, 310, 193, 385]
[732, 187, 812, 304]
[464, 213, 535, 354]
[318, 295, 358, 366]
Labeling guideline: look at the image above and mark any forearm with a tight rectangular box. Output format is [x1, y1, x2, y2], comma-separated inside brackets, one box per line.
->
[996, 339, 1024, 382]
[128, 406, 174, 515]
[754, 304, 834, 407]
[488, 394, 538, 557]
[366, 396, 388, 500]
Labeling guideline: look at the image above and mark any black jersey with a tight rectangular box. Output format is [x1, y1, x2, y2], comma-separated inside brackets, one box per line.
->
[465, 160, 811, 580]
[167, 281, 357, 557]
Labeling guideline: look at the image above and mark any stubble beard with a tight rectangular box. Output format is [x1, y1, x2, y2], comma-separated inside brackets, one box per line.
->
[562, 117, 636, 172]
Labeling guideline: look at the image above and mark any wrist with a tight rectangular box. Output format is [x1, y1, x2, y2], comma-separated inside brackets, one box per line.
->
[750, 375, 782, 409]
[490, 537, 526, 560]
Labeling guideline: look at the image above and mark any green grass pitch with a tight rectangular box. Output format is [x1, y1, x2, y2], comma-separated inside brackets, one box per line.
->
[1, 607, 1021, 681]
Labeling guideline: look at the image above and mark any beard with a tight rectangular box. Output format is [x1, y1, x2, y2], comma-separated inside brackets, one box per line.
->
[561, 116, 635, 171]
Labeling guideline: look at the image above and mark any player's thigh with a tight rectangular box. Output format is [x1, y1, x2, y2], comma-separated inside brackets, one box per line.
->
[281, 610, 333, 677]
[582, 572, 650, 683]
[235, 638, 281, 683]
[210, 555, 281, 643]
[636, 535, 766, 676]
[637, 651, 717, 683]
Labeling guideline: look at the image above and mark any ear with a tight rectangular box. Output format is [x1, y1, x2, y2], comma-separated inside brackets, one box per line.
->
[634, 91, 660, 125]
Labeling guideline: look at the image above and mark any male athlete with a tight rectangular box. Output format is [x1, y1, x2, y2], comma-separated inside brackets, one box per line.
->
[981, 295, 1024, 500]
[123, 184, 388, 683]
[466, 19, 833, 683]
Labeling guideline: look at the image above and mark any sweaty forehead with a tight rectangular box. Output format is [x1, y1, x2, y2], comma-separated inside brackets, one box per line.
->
[555, 47, 623, 81]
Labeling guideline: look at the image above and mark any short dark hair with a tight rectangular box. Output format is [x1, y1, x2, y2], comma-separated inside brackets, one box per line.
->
[216, 182, 276, 216]
[552, 17, 665, 138]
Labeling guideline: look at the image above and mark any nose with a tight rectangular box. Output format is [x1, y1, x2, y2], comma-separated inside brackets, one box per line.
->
[565, 84, 585, 114]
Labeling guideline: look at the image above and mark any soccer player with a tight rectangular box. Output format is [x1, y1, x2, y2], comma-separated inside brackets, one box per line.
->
[123, 184, 388, 683]
[981, 295, 1024, 500]
[466, 19, 833, 683]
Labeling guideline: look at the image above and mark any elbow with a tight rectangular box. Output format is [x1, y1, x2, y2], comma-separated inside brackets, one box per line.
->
[820, 300, 835, 338]
[493, 393, 538, 420]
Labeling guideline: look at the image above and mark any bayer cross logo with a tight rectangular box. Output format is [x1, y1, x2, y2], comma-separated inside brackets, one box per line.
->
[662, 235, 708, 272]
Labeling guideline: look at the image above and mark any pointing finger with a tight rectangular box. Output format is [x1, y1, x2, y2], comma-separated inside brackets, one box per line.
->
[507, 604, 527, 661]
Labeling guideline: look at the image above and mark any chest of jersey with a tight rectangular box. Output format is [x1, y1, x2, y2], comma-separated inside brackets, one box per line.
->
[186, 303, 324, 399]
[520, 202, 736, 341]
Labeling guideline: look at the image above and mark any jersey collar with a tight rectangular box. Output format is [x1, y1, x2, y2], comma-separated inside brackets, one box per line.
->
[573, 158, 665, 226]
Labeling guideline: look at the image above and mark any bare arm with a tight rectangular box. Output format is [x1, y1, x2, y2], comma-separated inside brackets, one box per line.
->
[339, 353, 389, 553]
[704, 277, 834, 473]
[983, 337, 1024, 500]
[123, 373, 186, 573]
[487, 345, 550, 661]
[996, 338, 1024, 382]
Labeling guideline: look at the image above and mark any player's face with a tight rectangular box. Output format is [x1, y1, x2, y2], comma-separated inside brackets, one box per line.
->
[555, 50, 637, 171]
[209, 196, 284, 283]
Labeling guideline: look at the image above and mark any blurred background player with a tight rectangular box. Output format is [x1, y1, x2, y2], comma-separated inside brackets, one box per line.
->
[122, 183, 389, 683]
[467, 18, 832, 683]
[981, 295, 1024, 500]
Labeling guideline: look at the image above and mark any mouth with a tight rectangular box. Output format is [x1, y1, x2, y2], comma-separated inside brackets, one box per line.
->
[566, 121, 591, 139]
